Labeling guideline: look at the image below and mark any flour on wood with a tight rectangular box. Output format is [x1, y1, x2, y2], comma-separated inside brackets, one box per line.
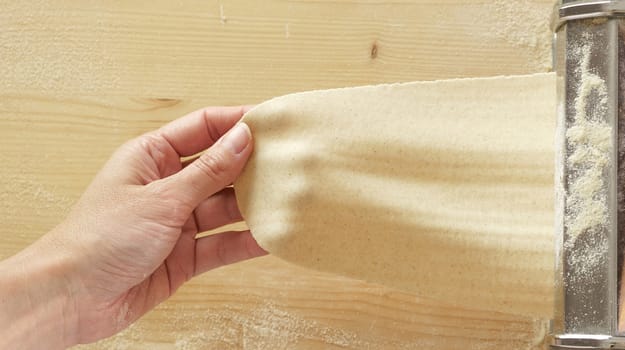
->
[478, 0, 553, 71]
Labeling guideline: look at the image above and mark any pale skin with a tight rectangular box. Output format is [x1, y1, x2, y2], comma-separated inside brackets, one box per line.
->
[0, 106, 267, 349]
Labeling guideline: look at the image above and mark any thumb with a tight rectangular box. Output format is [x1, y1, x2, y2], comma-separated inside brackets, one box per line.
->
[169, 122, 253, 206]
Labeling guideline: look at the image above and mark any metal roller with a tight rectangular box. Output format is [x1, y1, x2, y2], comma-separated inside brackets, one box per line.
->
[552, 0, 625, 348]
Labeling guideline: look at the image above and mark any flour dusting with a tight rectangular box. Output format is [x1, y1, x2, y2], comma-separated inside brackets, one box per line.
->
[482, 0, 553, 71]
[558, 33, 614, 290]
[171, 302, 419, 350]
[565, 42, 611, 242]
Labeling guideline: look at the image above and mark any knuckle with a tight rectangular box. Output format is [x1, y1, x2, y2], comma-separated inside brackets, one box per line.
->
[113, 133, 165, 166]
[139, 134, 169, 165]
[194, 150, 231, 182]
[128, 133, 158, 153]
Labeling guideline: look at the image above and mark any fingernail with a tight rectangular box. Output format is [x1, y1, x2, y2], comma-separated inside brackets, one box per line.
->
[221, 122, 251, 154]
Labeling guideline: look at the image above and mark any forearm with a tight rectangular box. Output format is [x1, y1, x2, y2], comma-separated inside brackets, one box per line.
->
[0, 234, 78, 349]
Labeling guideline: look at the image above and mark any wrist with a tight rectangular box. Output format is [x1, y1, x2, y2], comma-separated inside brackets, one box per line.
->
[0, 231, 79, 349]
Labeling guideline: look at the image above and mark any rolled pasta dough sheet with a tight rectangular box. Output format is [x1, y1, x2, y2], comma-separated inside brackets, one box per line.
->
[234, 73, 556, 318]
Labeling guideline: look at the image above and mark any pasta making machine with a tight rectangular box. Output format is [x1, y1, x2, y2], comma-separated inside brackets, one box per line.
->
[551, 0, 625, 348]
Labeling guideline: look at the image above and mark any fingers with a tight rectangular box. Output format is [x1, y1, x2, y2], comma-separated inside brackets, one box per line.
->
[165, 122, 253, 207]
[194, 230, 267, 275]
[157, 106, 253, 157]
[194, 188, 243, 233]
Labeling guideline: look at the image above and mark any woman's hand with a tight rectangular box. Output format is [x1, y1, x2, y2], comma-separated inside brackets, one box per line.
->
[0, 106, 266, 349]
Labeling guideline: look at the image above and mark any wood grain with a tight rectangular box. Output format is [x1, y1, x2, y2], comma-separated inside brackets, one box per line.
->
[1, 0, 552, 100]
[78, 258, 549, 350]
[1, 0, 554, 349]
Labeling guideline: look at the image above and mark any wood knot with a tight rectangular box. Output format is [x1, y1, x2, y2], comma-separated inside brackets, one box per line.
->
[370, 41, 378, 59]
[152, 98, 181, 107]
[136, 98, 182, 111]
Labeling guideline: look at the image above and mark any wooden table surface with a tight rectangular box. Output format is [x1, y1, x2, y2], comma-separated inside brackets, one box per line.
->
[1, 1, 554, 349]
